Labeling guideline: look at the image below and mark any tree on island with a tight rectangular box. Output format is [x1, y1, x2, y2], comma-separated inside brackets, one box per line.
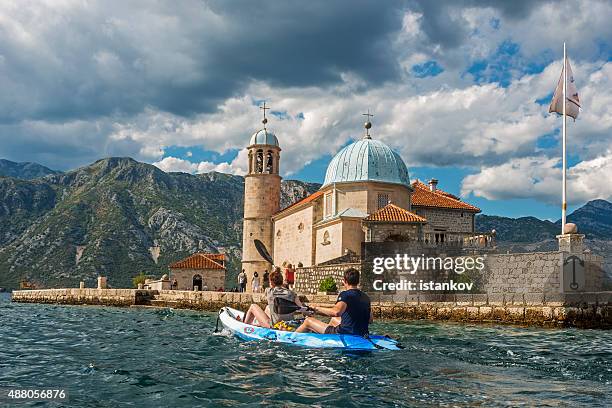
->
[132, 273, 147, 288]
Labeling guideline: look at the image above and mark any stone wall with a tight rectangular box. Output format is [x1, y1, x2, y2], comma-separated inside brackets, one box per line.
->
[11, 288, 612, 328]
[149, 290, 267, 311]
[242, 172, 281, 292]
[294, 263, 361, 294]
[330, 182, 411, 216]
[11, 289, 156, 306]
[364, 222, 421, 242]
[482, 251, 604, 294]
[314, 221, 344, 265]
[413, 207, 474, 234]
[298, 248, 605, 296]
[169, 268, 225, 291]
[273, 205, 314, 267]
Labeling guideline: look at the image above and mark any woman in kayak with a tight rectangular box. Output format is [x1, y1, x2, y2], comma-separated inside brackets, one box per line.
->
[295, 268, 372, 336]
[242, 268, 303, 328]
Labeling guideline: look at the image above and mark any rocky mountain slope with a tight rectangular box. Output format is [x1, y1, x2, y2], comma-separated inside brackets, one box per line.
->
[0, 158, 319, 289]
[565, 199, 612, 238]
[0, 159, 61, 179]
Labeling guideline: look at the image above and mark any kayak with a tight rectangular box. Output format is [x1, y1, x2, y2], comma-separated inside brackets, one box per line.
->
[217, 306, 403, 351]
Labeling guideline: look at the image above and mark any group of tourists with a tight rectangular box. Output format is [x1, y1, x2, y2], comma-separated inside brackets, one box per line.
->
[241, 267, 371, 336]
[236, 262, 297, 293]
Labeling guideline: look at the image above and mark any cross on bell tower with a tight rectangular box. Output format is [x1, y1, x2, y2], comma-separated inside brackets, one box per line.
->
[260, 101, 270, 129]
[362, 109, 374, 139]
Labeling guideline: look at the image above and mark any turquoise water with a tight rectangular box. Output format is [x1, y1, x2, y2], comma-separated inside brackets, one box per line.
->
[0, 293, 610, 407]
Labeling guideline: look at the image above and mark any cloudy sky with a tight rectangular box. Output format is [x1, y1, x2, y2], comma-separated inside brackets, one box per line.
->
[1, 0, 611, 219]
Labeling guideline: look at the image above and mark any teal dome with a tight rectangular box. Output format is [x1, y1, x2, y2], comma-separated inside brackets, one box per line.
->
[322, 138, 410, 188]
[249, 129, 279, 147]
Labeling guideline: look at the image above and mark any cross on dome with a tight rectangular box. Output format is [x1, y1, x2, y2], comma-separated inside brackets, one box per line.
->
[362, 109, 374, 139]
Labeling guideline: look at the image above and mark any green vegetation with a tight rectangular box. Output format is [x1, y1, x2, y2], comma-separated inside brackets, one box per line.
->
[319, 276, 338, 293]
[132, 273, 147, 288]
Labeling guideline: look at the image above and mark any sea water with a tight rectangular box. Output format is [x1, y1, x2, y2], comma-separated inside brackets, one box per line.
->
[0, 293, 610, 407]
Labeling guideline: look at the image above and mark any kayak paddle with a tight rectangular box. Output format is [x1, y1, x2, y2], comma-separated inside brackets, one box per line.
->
[254, 239, 275, 267]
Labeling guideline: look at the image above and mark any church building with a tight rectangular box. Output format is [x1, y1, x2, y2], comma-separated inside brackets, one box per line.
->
[241, 108, 481, 291]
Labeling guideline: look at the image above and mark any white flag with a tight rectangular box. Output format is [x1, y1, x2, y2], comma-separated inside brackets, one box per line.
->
[549, 59, 581, 119]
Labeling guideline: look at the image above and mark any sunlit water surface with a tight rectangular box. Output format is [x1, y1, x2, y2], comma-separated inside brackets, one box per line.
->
[0, 293, 610, 407]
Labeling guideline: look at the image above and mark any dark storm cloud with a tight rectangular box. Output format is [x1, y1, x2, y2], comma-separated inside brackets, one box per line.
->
[0, 0, 553, 125]
[1, 0, 591, 173]
[411, 0, 549, 49]
[0, 0, 406, 123]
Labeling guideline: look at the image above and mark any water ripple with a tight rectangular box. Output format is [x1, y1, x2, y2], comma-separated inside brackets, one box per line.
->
[0, 293, 610, 407]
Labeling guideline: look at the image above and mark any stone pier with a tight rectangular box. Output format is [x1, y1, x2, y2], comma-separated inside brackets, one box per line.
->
[11, 288, 612, 329]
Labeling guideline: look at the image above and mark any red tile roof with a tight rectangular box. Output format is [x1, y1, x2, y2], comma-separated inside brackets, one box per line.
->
[169, 253, 225, 270]
[204, 253, 225, 262]
[363, 203, 427, 223]
[275, 190, 324, 216]
[411, 181, 480, 212]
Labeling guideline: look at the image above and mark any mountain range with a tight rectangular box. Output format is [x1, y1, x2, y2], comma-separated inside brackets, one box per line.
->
[0, 157, 609, 289]
[0, 159, 60, 179]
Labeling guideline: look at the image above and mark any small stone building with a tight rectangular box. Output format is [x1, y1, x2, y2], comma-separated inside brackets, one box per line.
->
[362, 203, 427, 242]
[169, 253, 226, 291]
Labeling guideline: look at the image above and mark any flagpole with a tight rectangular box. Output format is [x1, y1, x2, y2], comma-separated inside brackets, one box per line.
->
[561, 42, 567, 235]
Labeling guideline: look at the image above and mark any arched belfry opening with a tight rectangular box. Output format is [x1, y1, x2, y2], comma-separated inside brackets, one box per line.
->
[255, 149, 264, 173]
[266, 151, 274, 174]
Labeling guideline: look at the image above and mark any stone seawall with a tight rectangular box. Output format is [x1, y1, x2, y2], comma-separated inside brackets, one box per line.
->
[11, 289, 156, 307]
[11, 289, 612, 329]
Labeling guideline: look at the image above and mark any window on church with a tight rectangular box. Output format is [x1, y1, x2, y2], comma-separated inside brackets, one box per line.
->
[276, 229, 281, 239]
[324, 193, 332, 217]
[298, 223, 304, 232]
[377, 193, 389, 210]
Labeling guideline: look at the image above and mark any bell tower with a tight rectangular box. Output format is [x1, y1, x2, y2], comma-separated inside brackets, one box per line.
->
[241, 102, 281, 292]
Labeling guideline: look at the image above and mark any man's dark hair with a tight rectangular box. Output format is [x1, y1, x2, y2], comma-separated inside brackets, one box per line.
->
[344, 268, 360, 285]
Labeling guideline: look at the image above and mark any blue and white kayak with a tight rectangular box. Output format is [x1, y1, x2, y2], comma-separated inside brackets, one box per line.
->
[218, 306, 403, 351]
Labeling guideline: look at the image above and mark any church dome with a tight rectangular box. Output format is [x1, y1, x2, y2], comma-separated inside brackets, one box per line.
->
[322, 138, 410, 188]
[249, 129, 279, 147]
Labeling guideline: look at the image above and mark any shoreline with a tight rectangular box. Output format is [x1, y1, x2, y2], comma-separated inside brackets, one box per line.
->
[10, 288, 612, 329]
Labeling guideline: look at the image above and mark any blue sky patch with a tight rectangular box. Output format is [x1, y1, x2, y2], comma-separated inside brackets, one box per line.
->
[163, 145, 240, 163]
[411, 60, 444, 78]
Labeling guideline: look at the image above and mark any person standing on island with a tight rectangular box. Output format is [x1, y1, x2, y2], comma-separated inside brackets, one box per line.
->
[252, 271, 260, 293]
[284, 263, 295, 289]
[237, 269, 247, 293]
[262, 270, 270, 290]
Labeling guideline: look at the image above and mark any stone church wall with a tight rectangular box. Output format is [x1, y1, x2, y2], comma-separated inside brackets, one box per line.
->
[365, 223, 421, 242]
[273, 205, 314, 267]
[414, 207, 474, 233]
[342, 219, 365, 257]
[314, 221, 344, 264]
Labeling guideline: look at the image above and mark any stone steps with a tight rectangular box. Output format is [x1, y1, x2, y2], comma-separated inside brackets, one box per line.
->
[149, 299, 179, 307]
